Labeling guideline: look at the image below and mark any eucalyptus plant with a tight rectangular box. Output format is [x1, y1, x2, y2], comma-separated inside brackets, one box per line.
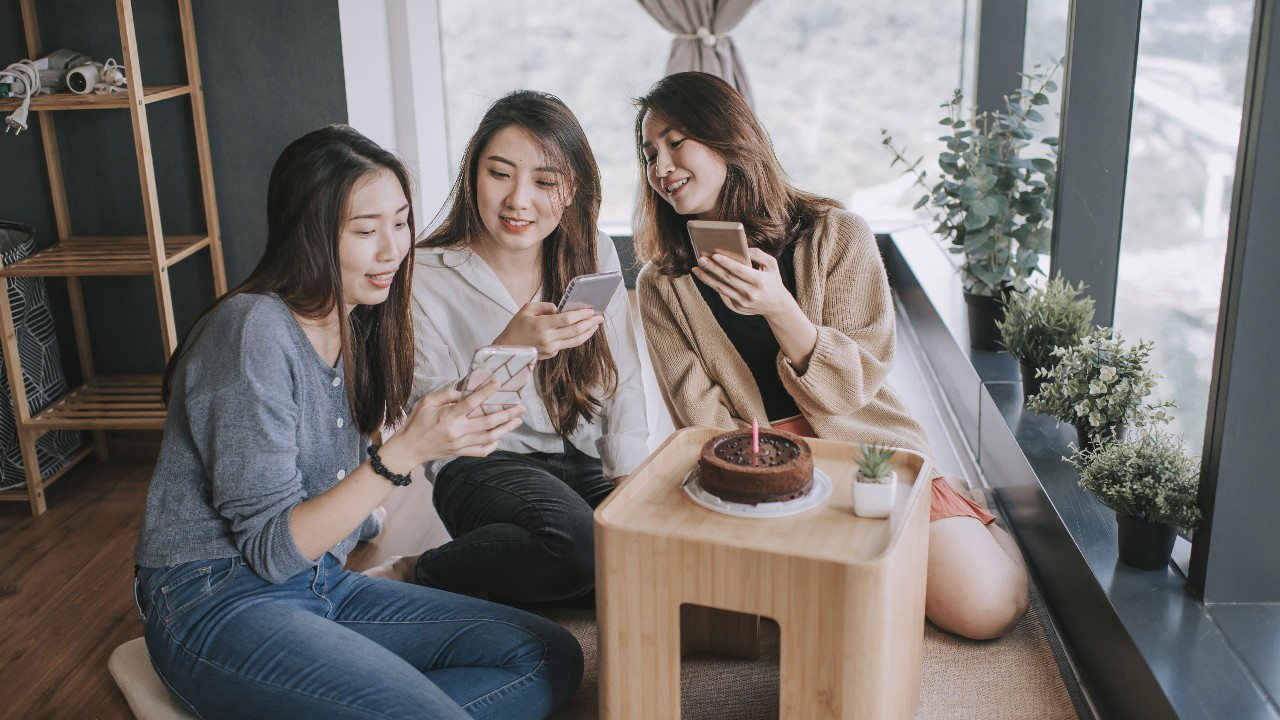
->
[882, 61, 1061, 297]
[854, 443, 898, 484]
[1027, 327, 1175, 432]
[997, 273, 1095, 372]
[1069, 429, 1202, 532]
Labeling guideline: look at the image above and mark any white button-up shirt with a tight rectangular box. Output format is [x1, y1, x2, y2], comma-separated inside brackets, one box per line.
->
[410, 230, 649, 480]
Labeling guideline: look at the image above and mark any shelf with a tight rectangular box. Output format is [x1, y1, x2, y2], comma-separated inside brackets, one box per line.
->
[0, 84, 190, 112]
[25, 376, 167, 431]
[0, 235, 210, 277]
[0, 445, 94, 502]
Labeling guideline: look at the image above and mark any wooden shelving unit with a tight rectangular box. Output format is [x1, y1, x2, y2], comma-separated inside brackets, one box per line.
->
[0, 0, 226, 515]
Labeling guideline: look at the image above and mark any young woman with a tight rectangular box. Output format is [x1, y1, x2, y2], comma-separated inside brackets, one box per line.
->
[633, 72, 1029, 640]
[132, 125, 582, 719]
[394, 90, 648, 603]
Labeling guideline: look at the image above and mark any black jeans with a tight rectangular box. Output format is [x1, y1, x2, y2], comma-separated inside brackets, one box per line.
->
[415, 447, 614, 603]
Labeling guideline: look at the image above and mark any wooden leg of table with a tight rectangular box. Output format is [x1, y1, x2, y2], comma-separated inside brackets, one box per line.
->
[19, 430, 46, 516]
[597, 527, 683, 719]
[680, 605, 761, 659]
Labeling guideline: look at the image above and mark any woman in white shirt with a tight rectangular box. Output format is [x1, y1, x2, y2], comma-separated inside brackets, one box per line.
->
[395, 90, 648, 603]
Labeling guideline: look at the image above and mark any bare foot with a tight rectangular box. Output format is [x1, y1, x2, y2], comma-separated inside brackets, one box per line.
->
[362, 553, 420, 583]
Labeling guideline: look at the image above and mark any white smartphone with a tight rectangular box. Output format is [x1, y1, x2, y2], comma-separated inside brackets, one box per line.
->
[555, 270, 623, 314]
[461, 345, 538, 418]
[687, 219, 750, 266]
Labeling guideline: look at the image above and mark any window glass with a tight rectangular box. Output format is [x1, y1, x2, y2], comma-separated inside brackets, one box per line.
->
[439, 1, 668, 232]
[734, 2, 964, 227]
[1114, 0, 1253, 445]
[440, 1, 964, 232]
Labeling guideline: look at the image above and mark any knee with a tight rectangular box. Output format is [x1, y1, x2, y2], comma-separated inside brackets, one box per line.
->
[928, 568, 1029, 640]
[538, 514, 597, 594]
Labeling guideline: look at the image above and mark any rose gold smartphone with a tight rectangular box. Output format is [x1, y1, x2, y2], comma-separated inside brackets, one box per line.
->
[461, 345, 537, 418]
[687, 219, 750, 266]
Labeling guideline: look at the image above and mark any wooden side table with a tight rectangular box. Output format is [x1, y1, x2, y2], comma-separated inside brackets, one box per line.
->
[595, 428, 932, 719]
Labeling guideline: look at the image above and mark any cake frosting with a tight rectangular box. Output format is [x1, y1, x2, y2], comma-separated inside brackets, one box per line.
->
[697, 428, 814, 505]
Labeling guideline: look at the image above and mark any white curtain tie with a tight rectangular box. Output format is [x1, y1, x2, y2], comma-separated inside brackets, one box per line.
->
[674, 26, 721, 47]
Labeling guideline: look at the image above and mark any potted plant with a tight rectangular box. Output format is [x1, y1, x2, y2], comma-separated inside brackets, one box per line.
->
[882, 62, 1061, 350]
[996, 273, 1095, 405]
[1027, 327, 1174, 451]
[852, 443, 899, 518]
[1069, 429, 1202, 570]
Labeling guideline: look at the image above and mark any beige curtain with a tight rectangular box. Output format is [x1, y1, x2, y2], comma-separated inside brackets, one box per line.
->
[637, 0, 761, 107]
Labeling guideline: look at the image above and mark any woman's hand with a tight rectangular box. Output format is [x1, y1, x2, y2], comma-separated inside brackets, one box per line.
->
[494, 302, 603, 360]
[692, 247, 818, 373]
[381, 383, 525, 471]
[692, 248, 797, 319]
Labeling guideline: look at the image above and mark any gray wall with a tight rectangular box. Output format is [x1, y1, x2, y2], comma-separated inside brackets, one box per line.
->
[0, 0, 347, 379]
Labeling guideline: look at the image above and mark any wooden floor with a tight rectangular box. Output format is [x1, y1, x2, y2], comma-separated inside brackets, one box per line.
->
[0, 434, 446, 720]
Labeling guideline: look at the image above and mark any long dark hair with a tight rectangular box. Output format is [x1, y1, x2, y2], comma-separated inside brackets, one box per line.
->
[420, 90, 616, 437]
[633, 71, 842, 275]
[163, 124, 416, 437]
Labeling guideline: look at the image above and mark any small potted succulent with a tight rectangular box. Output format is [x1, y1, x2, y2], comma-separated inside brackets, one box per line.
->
[1027, 327, 1174, 452]
[852, 443, 899, 519]
[1069, 428, 1202, 570]
[996, 273, 1095, 405]
[881, 62, 1061, 350]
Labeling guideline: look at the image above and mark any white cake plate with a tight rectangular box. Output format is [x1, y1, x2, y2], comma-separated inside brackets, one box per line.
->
[681, 466, 832, 518]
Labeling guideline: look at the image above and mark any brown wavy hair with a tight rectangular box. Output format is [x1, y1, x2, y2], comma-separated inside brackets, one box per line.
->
[419, 90, 617, 437]
[163, 125, 416, 437]
[633, 71, 842, 276]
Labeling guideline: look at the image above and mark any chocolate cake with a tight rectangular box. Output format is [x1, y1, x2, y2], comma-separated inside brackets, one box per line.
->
[698, 429, 814, 505]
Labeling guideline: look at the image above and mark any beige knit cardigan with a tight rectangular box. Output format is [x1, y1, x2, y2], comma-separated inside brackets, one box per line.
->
[636, 209, 933, 458]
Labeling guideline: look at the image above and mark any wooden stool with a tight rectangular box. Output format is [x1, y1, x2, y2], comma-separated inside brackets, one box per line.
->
[595, 428, 931, 719]
[108, 638, 199, 720]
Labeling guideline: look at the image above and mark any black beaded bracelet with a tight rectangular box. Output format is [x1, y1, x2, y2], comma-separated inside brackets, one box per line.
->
[367, 444, 413, 487]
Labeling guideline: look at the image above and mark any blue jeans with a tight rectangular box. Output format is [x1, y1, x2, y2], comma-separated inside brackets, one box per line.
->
[416, 448, 614, 603]
[134, 553, 582, 719]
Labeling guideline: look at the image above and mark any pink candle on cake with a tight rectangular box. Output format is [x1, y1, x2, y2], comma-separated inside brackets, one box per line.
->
[751, 418, 759, 456]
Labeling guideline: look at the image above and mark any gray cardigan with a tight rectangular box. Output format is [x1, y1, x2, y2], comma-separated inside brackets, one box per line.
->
[134, 294, 364, 583]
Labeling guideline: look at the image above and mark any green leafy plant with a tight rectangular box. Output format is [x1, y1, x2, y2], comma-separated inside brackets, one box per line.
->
[1027, 327, 1175, 431]
[997, 273, 1095, 370]
[881, 61, 1061, 297]
[854, 443, 898, 484]
[1069, 429, 1202, 532]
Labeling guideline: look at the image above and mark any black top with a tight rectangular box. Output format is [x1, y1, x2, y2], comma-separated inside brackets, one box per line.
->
[693, 242, 801, 422]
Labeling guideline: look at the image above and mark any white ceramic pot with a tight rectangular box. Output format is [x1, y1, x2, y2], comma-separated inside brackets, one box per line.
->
[852, 470, 897, 518]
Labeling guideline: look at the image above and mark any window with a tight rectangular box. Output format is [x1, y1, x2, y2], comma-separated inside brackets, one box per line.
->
[439, 1, 667, 233]
[440, 2, 964, 232]
[1114, 0, 1254, 445]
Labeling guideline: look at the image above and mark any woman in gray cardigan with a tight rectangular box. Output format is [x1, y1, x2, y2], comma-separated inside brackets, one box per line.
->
[132, 125, 582, 719]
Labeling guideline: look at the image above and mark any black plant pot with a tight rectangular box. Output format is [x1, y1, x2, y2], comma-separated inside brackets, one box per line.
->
[1020, 362, 1047, 405]
[1075, 423, 1128, 454]
[963, 290, 1009, 351]
[1115, 512, 1177, 570]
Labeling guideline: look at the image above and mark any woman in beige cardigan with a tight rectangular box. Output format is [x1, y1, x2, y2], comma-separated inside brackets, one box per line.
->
[633, 72, 1029, 640]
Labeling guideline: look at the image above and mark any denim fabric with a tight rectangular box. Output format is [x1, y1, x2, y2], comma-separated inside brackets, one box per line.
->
[134, 553, 582, 719]
[416, 448, 614, 603]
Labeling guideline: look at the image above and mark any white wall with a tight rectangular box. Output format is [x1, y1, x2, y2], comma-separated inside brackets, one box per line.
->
[338, 0, 453, 228]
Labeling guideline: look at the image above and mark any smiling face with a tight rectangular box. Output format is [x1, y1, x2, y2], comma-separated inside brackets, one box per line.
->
[474, 125, 573, 258]
[641, 110, 728, 220]
[338, 169, 412, 314]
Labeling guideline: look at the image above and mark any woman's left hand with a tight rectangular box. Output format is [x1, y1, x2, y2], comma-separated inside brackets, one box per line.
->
[692, 248, 797, 319]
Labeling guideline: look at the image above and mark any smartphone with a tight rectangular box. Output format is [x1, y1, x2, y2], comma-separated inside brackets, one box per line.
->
[461, 345, 537, 417]
[555, 270, 623, 314]
[687, 219, 750, 266]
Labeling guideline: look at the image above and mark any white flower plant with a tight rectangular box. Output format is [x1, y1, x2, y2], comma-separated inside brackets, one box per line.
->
[1027, 327, 1174, 433]
[1068, 428, 1202, 532]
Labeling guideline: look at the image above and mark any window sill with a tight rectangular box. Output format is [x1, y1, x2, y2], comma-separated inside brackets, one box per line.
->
[880, 230, 1280, 720]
